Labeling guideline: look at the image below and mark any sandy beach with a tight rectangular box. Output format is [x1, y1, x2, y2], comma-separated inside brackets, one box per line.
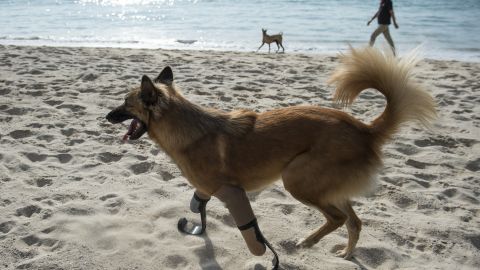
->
[0, 44, 479, 269]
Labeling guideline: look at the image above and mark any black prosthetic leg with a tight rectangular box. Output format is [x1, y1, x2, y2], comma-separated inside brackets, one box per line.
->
[178, 192, 210, 235]
[178, 188, 280, 269]
[238, 218, 279, 270]
[214, 185, 280, 269]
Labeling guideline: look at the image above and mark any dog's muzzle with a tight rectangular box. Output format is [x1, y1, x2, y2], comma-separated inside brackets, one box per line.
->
[106, 107, 148, 141]
[106, 106, 131, 124]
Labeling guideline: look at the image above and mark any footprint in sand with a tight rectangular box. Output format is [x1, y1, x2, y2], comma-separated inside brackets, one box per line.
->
[389, 193, 416, 209]
[44, 99, 63, 106]
[275, 203, 296, 215]
[183, 77, 199, 83]
[279, 240, 298, 255]
[150, 149, 160, 156]
[25, 177, 53, 188]
[84, 130, 100, 137]
[152, 188, 170, 198]
[99, 194, 118, 201]
[17, 69, 44, 75]
[56, 104, 86, 112]
[9, 130, 33, 139]
[405, 159, 431, 169]
[61, 128, 75, 137]
[101, 195, 124, 214]
[15, 205, 42, 218]
[21, 234, 60, 250]
[61, 206, 95, 216]
[410, 173, 437, 188]
[218, 95, 233, 102]
[164, 254, 188, 269]
[355, 246, 401, 268]
[98, 152, 123, 163]
[24, 152, 48, 162]
[1, 199, 12, 207]
[119, 74, 138, 80]
[23, 153, 72, 164]
[130, 162, 155, 175]
[467, 235, 480, 250]
[194, 89, 210, 95]
[37, 134, 55, 142]
[5, 107, 32, 116]
[66, 139, 85, 146]
[414, 135, 459, 148]
[232, 85, 261, 92]
[51, 193, 86, 204]
[466, 158, 480, 172]
[442, 188, 458, 198]
[56, 153, 73, 164]
[78, 73, 99, 82]
[25, 90, 43, 97]
[160, 171, 174, 181]
[395, 142, 420, 155]
[0, 88, 11, 95]
[0, 221, 16, 234]
[41, 226, 56, 234]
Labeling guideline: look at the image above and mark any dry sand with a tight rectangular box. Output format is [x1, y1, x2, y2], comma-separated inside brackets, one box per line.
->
[0, 45, 479, 270]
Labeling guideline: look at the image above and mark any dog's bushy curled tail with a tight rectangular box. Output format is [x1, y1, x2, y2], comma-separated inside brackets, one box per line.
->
[328, 46, 437, 142]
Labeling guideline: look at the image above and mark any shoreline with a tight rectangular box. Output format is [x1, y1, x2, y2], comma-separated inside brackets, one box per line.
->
[0, 44, 479, 269]
[1, 41, 479, 63]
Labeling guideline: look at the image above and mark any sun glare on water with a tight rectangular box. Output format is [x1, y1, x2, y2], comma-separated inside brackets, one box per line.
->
[76, 0, 199, 6]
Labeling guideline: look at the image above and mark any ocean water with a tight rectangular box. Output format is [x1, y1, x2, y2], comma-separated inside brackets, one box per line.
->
[0, 0, 479, 61]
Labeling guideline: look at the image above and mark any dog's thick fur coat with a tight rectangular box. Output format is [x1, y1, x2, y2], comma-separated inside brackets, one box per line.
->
[106, 47, 436, 259]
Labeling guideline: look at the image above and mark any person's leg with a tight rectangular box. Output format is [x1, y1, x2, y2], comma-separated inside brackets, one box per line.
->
[369, 25, 386, 46]
[382, 26, 396, 55]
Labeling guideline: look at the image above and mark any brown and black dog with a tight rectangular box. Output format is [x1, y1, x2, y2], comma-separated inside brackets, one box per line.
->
[257, 28, 285, 53]
[106, 47, 436, 267]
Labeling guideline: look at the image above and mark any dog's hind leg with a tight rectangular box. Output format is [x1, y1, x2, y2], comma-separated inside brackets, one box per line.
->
[281, 153, 347, 248]
[335, 201, 361, 259]
[296, 203, 347, 248]
[214, 185, 279, 269]
[275, 41, 280, 53]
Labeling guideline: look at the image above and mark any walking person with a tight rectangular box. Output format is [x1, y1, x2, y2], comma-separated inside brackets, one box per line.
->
[367, 0, 399, 54]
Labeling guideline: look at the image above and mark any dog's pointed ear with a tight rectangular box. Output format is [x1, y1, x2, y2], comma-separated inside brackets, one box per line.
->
[155, 66, 174, 85]
[140, 75, 157, 105]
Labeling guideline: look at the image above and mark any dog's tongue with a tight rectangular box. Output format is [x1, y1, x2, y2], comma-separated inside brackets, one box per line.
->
[122, 119, 138, 142]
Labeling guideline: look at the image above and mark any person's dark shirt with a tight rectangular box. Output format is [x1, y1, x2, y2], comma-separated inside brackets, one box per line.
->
[378, 0, 393, 25]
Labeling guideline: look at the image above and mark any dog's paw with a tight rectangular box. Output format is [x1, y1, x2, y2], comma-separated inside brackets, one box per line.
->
[335, 248, 353, 260]
[296, 238, 314, 249]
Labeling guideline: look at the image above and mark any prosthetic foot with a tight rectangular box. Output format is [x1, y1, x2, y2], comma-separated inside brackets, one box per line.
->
[178, 192, 210, 235]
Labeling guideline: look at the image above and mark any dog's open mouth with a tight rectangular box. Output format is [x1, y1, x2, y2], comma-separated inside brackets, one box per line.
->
[123, 118, 147, 141]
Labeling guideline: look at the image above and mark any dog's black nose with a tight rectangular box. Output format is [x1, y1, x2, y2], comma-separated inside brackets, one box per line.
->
[106, 107, 132, 124]
[106, 111, 115, 123]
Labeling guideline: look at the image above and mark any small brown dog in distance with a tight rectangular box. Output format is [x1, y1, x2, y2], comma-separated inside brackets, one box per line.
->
[106, 47, 436, 268]
[257, 28, 285, 53]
